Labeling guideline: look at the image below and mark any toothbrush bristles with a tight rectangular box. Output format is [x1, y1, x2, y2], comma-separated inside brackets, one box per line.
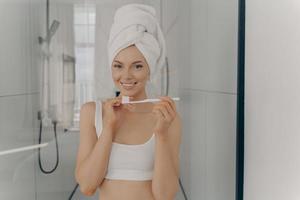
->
[122, 96, 130, 104]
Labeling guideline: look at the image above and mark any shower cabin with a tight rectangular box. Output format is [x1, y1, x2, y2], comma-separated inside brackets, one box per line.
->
[0, 0, 240, 200]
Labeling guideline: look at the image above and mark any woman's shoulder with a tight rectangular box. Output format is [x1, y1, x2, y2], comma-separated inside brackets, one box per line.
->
[80, 101, 98, 125]
[81, 100, 105, 109]
[80, 101, 96, 113]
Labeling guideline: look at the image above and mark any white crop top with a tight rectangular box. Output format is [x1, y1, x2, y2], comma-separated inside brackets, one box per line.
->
[94, 100, 155, 181]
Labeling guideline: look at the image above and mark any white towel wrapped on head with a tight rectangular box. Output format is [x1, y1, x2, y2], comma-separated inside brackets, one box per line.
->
[107, 3, 166, 84]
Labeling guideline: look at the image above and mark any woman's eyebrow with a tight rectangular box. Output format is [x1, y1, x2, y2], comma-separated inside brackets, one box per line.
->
[114, 60, 143, 64]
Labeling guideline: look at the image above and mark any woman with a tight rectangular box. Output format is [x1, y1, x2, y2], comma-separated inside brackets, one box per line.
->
[75, 4, 182, 200]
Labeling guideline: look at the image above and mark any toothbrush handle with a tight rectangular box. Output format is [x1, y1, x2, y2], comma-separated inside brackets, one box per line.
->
[148, 97, 180, 102]
[128, 97, 181, 104]
[145, 98, 161, 102]
[132, 99, 160, 103]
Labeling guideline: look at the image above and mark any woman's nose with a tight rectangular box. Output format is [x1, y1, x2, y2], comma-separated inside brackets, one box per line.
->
[122, 68, 133, 77]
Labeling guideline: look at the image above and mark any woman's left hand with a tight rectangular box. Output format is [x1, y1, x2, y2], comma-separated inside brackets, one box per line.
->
[152, 96, 177, 136]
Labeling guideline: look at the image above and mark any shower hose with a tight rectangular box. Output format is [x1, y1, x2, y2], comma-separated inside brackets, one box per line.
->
[37, 112, 77, 200]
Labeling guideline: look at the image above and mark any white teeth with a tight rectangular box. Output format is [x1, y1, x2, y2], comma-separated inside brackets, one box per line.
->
[122, 83, 134, 86]
[121, 82, 137, 86]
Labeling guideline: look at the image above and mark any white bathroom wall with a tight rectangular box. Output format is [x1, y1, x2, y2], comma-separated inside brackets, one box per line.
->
[244, 1, 300, 200]
[160, 1, 183, 199]
[0, 0, 44, 199]
[178, 0, 238, 199]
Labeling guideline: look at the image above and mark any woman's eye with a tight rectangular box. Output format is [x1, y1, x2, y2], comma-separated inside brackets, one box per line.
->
[114, 64, 122, 68]
[135, 64, 143, 69]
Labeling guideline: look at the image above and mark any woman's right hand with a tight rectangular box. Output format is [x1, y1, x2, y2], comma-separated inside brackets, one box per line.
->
[101, 95, 124, 132]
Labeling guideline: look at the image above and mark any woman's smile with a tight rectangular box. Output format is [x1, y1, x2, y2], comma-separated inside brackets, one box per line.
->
[120, 81, 138, 89]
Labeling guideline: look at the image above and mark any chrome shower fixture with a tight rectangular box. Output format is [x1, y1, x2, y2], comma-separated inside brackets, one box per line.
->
[38, 20, 60, 44]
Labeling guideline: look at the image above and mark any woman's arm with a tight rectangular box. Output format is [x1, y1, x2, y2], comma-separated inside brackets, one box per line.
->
[152, 115, 182, 200]
[74, 102, 114, 196]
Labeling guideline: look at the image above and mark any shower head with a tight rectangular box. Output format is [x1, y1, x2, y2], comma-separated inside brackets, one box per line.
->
[47, 20, 60, 42]
[38, 19, 60, 45]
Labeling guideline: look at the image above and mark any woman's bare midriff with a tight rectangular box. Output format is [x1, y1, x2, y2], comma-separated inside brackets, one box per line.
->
[98, 179, 155, 200]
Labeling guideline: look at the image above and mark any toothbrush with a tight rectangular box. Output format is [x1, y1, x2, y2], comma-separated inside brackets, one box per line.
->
[122, 96, 180, 104]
